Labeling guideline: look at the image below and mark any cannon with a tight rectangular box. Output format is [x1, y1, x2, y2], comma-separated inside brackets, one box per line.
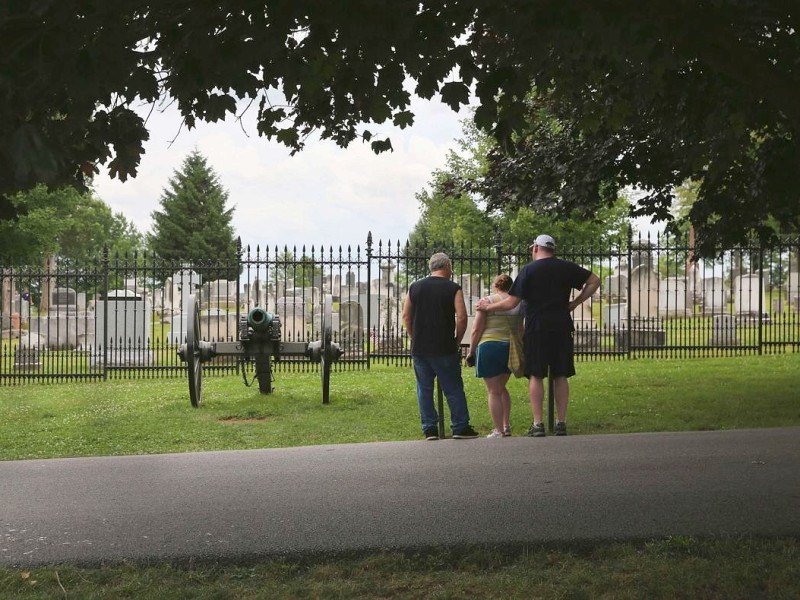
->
[178, 293, 342, 407]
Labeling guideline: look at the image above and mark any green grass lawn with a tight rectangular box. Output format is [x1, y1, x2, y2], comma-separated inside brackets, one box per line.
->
[1, 353, 798, 460]
[1, 354, 798, 598]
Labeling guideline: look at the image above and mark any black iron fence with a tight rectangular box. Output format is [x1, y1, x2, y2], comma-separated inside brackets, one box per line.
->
[2, 231, 799, 386]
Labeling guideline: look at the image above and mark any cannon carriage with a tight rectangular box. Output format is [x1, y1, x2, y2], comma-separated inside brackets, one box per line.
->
[178, 293, 342, 407]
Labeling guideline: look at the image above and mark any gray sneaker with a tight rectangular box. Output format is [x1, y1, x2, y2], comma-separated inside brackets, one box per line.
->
[555, 421, 567, 436]
[526, 422, 546, 437]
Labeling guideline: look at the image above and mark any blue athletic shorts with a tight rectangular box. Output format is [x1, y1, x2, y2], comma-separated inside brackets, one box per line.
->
[475, 341, 511, 378]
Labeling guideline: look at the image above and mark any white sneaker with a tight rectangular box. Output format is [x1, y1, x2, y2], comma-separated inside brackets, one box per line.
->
[486, 430, 503, 439]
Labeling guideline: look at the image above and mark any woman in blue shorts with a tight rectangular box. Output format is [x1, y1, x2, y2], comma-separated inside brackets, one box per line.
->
[466, 274, 525, 438]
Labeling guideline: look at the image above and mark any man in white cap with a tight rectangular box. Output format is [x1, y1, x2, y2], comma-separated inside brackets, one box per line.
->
[477, 234, 600, 436]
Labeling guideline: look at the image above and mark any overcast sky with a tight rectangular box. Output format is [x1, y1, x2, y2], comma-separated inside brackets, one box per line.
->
[93, 98, 470, 253]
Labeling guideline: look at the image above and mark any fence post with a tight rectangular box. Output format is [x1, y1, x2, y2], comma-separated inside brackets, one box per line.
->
[235, 237, 242, 337]
[625, 225, 633, 358]
[758, 237, 764, 355]
[366, 232, 373, 368]
[547, 377, 554, 431]
[494, 226, 503, 277]
[102, 246, 110, 381]
[437, 379, 445, 439]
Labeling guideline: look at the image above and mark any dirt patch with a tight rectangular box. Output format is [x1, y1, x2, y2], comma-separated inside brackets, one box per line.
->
[218, 417, 270, 424]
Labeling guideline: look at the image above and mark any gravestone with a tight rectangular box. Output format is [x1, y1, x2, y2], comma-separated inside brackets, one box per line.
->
[358, 293, 381, 335]
[602, 302, 627, 331]
[12, 294, 30, 324]
[1, 270, 14, 317]
[629, 265, 659, 318]
[734, 274, 765, 317]
[200, 308, 238, 342]
[339, 300, 364, 350]
[151, 287, 168, 317]
[461, 303, 482, 346]
[616, 316, 666, 348]
[658, 276, 691, 317]
[371, 263, 398, 298]
[246, 278, 268, 308]
[613, 264, 663, 347]
[205, 280, 238, 308]
[702, 276, 727, 314]
[630, 241, 655, 271]
[364, 292, 409, 345]
[167, 268, 201, 343]
[14, 333, 46, 370]
[376, 297, 403, 343]
[785, 272, 800, 311]
[276, 297, 308, 341]
[459, 274, 482, 299]
[332, 274, 342, 299]
[94, 289, 152, 365]
[31, 286, 93, 349]
[51, 287, 77, 312]
[603, 273, 627, 302]
[570, 289, 600, 349]
[339, 274, 360, 302]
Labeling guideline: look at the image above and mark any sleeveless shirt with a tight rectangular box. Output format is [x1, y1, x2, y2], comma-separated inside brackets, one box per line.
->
[408, 276, 461, 355]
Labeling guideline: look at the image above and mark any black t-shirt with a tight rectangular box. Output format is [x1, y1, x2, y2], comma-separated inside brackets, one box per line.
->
[408, 276, 461, 355]
[509, 257, 592, 333]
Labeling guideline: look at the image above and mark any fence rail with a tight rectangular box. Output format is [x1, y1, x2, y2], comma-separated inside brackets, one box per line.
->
[2, 231, 799, 385]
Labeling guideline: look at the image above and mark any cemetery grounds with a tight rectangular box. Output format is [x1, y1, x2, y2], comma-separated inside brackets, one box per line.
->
[1, 354, 799, 598]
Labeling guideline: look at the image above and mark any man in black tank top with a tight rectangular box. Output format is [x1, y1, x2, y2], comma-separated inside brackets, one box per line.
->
[402, 253, 479, 440]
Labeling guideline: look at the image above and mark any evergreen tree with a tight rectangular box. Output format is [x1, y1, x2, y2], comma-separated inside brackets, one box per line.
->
[149, 150, 239, 278]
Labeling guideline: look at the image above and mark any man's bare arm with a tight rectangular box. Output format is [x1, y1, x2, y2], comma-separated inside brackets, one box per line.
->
[454, 289, 468, 343]
[477, 294, 521, 313]
[467, 310, 486, 358]
[568, 273, 601, 312]
[401, 292, 413, 337]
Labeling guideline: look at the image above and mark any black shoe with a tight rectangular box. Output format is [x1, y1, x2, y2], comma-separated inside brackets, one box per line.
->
[555, 421, 567, 436]
[526, 422, 546, 437]
[453, 426, 479, 439]
[424, 428, 439, 441]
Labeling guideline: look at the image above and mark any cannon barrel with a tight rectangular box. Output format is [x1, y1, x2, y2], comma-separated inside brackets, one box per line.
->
[247, 307, 274, 331]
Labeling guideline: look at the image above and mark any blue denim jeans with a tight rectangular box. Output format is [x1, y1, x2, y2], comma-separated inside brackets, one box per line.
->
[412, 353, 471, 434]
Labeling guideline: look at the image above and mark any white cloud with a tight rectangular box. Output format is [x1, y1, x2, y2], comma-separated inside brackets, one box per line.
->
[94, 97, 469, 251]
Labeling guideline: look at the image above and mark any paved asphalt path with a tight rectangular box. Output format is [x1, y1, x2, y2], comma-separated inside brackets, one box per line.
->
[1, 427, 798, 567]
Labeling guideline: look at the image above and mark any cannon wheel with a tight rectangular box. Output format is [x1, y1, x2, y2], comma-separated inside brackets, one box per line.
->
[186, 294, 203, 408]
[321, 294, 333, 404]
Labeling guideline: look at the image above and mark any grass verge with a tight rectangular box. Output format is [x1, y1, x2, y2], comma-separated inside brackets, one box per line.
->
[1, 537, 798, 599]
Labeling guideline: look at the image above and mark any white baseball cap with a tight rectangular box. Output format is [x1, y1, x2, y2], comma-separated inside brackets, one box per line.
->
[530, 234, 556, 250]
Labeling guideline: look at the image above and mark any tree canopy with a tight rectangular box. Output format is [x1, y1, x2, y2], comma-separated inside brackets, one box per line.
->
[0, 185, 143, 264]
[2, 2, 798, 256]
[409, 118, 630, 251]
